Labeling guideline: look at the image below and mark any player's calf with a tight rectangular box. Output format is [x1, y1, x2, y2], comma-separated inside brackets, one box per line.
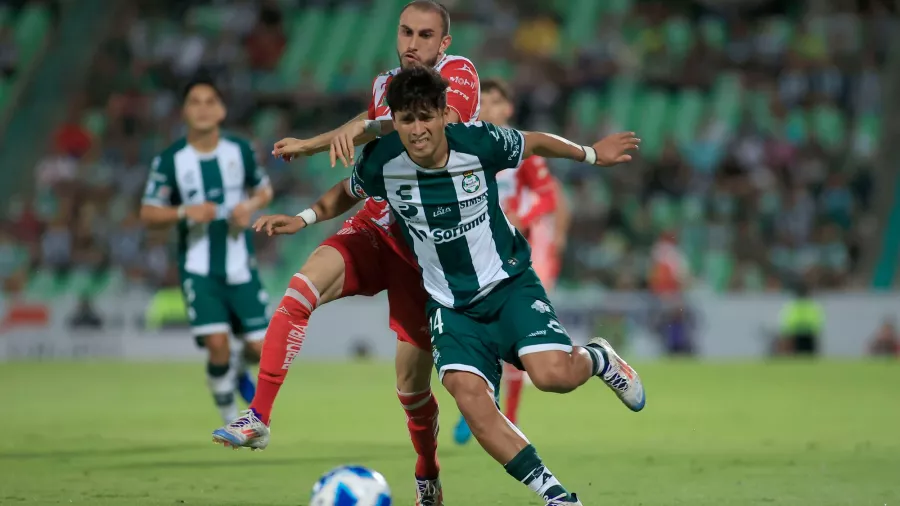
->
[205, 332, 239, 423]
[442, 371, 581, 506]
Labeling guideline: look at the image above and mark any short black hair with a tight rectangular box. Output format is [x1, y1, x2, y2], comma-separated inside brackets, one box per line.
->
[481, 78, 513, 102]
[386, 65, 448, 115]
[182, 75, 223, 103]
[401, 0, 451, 37]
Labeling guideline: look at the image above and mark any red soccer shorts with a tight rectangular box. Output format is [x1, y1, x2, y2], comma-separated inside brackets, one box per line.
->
[320, 207, 430, 350]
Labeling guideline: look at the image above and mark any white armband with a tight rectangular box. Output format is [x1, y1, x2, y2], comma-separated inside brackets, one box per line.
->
[363, 120, 382, 136]
[582, 146, 597, 165]
[296, 208, 318, 225]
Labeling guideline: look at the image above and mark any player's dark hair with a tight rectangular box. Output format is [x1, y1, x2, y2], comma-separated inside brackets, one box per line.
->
[481, 78, 513, 102]
[182, 75, 223, 104]
[386, 65, 448, 115]
[401, 0, 451, 37]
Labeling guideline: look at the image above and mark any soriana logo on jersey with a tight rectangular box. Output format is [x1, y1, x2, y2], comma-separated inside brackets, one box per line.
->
[461, 171, 481, 193]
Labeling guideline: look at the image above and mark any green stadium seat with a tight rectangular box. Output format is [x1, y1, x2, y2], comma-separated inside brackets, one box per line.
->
[635, 91, 670, 160]
[313, 8, 362, 90]
[669, 89, 706, 145]
[704, 250, 734, 293]
[276, 9, 327, 89]
[648, 194, 676, 231]
[568, 90, 602, 132]
[479, 60, 514, 82]
[188, 5, 225, 37]
[13, 5, 51, 63]
[711, 72, 743, 132]
[606, 76, 638, 131]
[700, 17, 727, 49]
[81, 108, 106, 138]
[811, 104, 845, 151]
[0, 78, 8, 111]
[663, 17, 694, 61]
[784, 108, 808, 145]
[349, 0, 396, 90]
[252, 109, 282, 143]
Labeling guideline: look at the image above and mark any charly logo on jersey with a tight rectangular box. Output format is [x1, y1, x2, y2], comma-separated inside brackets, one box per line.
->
[461, 170, 480, 193]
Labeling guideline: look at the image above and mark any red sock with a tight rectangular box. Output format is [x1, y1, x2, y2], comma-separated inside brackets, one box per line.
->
[250, 273, 320, 425]
[504, 363, 525, 425]
[398, 388, 440, 480]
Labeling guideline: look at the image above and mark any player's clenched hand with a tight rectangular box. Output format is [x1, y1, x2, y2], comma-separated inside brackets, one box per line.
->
[185, 202, 218, 223]
[253, 214, 307, 236]
[591, 132, 641, 166]
[330, 121, 366, 168]
[272, 138, 311, 162]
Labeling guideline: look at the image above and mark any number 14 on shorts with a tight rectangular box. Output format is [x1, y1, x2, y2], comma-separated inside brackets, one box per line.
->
[430, 308, 444, 339]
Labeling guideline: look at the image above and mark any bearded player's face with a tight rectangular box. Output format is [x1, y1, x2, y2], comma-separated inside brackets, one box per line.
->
[396, 6, 450, 69]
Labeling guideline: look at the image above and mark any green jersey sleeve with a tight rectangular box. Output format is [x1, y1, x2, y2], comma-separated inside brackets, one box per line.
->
[348, 140, 387, 200]
[452, 121, 525, 174]
[142, 153, 180, 207]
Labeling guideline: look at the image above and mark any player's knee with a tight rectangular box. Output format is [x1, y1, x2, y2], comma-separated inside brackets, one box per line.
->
[443, 372, 496, 436]
[395, 341, 433, 393]
[299, 246, 345, 303]
[523, 352, 579, 393]
[243, 341, 263, 363]
[205, 333, 230, 363]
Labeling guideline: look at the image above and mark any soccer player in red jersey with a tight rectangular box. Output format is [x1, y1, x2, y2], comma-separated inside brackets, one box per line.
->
[212, 2, 477, 504]
[452, 79, 571, 444]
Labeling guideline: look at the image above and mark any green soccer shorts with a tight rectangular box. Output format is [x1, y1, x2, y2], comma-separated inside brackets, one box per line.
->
[427, 268, 573, 393]
[180, 271, 270, 347]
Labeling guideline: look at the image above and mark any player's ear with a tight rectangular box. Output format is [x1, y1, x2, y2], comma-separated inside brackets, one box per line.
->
[440, 34, 451, 56]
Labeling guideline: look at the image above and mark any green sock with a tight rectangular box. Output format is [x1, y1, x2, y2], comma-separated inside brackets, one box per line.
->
[504, 445, 572, 503]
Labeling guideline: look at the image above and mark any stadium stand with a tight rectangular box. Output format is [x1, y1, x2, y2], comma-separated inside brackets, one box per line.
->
[0, 0, 895, 302]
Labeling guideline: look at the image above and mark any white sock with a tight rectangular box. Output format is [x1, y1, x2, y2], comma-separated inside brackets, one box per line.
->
[207, 362, 238, 423]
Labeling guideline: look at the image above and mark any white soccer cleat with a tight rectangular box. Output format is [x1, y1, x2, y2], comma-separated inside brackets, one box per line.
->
[546, 492, 583, 505]
[415, 477, 444, 506]
[211, 409, 270, 450]
[588, 337, 646, 412]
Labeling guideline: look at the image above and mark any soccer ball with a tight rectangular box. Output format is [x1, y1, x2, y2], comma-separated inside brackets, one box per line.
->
[309, 465, 392, 506]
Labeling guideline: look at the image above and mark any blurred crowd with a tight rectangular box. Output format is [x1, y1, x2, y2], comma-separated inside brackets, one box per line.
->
[1, 0, 896, 299]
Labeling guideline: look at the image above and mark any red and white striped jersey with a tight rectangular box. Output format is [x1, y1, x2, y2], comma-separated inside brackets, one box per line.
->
[361, 54, 481, 222]
[496, 154, 558, 230]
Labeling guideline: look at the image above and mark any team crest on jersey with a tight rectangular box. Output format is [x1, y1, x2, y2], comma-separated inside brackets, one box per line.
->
[461, 171, 480, 193]
[531, 300, 551, 314]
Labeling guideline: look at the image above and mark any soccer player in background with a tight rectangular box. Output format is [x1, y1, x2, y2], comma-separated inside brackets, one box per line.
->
[213, 2, 477, 504]
[140, 77, 274, 424]
[345, 66, 645, 506]
[453, 78, 572, 445]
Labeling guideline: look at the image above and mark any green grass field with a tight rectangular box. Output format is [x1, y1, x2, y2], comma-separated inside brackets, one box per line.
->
[1, 360, 898, 505]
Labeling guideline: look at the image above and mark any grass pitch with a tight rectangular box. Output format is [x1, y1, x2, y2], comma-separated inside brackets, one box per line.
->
[1, 360, 897, 505]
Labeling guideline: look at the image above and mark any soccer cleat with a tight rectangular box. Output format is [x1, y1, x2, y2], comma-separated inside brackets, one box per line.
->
[588, 337, 646, 412]
[236, 369, 256, 404]
[211, 409, 270, 450]
[415, 477, 444, 506]
[453, 414, 472, 445]
[546, 492, 583, 505]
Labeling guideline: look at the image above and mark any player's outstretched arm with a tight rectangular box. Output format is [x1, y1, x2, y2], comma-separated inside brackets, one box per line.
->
[272, 112, 372, 159]
[522, 131, 640, 166]
[253, 178, 363, 236]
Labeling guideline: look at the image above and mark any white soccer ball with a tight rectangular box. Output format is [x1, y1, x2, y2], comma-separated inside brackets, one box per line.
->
[309, 465, 392, 506]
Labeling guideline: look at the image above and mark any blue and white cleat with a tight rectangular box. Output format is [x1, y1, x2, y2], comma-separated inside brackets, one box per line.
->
[236, 369, 256, 404]
[546, 492, 583, 505]
[212, 409, 270, 450]
[453, 414, 472, 445]
[587, 337, 646, 412]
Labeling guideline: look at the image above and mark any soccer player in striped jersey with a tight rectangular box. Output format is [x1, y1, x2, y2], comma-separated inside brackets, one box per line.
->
[213, 2, 472, 504]
[347, 66, 645, 506]
[453, 78, 572, 445]
[140, 77, 274, 424]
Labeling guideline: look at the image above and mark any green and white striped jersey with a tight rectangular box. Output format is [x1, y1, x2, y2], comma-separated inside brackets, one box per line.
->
[350, 121, 532, 308]
[142, 135, 269, 285]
